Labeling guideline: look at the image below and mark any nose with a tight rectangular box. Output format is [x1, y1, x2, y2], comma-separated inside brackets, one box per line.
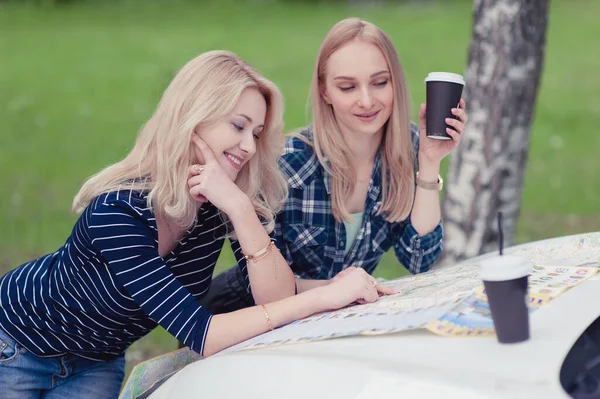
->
[239, 130, 256, 156]
[358, 88, 373, 108]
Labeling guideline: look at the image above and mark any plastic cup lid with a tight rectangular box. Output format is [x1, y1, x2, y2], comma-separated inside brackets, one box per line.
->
[424, 72, 465, 85]
[478, 255, 531, 281]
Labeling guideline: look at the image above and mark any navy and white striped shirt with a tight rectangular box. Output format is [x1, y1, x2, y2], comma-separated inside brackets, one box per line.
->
[0, 190, 225, 361]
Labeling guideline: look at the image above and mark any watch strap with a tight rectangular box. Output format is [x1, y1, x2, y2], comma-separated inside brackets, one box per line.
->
[416, 172, 443, 191]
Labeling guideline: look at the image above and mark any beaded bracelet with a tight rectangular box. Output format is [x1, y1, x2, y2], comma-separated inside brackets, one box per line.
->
[261, 305, 274, 331]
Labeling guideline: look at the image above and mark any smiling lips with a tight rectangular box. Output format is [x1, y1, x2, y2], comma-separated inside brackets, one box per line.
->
[224, 152, 243, 170]
[355, 110, 380, 122]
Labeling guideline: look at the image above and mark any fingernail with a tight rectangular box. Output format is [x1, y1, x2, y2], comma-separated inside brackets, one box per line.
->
[445, 118, 452, 123]
[452, 108, 458, 114]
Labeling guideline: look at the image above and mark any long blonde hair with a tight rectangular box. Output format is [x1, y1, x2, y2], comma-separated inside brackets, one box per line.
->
[73, 50, 288, 233]
[309, 18, 415, 223]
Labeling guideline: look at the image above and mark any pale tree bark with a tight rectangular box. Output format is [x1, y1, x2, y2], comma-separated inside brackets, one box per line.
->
[439, 0, 549, 265]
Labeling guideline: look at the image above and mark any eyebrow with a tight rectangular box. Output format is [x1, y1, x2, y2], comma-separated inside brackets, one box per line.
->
[236, 114, 253, 123]
[236, 113, 264, 128]
[333, 70, 390, 81]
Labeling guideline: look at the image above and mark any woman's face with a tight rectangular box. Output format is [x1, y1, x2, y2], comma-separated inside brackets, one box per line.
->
[321, 40, 394, 140]
[196, 87, 267, 181]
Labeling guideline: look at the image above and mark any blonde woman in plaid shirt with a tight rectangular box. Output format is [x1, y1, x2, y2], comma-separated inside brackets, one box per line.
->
[201, 18, 467, 314]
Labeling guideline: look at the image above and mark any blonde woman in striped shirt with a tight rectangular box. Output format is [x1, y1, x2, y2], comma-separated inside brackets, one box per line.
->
[0, 50, 384, 399]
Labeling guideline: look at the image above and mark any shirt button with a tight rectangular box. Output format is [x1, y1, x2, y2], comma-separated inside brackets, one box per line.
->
[340, 241, 344, 247]
[1, 342, 6, 348]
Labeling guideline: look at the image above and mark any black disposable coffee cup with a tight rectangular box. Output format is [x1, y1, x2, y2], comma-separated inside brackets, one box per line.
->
[425, 72, 465, 140]
[480, 255, 531, 344]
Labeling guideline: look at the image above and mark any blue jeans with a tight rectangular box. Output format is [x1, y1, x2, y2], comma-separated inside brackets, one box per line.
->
[0, 327, 125, 399]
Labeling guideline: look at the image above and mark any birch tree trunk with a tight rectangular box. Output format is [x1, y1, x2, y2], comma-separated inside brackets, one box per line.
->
[440, 0, 550, 265]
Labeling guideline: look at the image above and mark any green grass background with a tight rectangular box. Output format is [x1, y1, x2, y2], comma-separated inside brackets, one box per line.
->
[1, 0, 599, 378]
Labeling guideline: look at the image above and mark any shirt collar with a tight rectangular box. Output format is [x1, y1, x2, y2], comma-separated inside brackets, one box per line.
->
[322, 155, 332, 195]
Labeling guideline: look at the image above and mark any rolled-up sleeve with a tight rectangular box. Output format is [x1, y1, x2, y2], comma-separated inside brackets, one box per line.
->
[390, 218, 443, 274]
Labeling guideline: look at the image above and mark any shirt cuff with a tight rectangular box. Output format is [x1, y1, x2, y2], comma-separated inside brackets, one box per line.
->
[403, 220, 443, 254]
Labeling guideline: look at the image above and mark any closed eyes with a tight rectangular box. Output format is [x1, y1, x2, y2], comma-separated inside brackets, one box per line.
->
[232, 122, 261, 140]
[337, 79, 389, 92]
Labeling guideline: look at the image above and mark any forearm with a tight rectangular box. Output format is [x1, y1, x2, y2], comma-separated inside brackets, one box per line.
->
[295, 277, 330, 294]
[227, 199, 295, 304]
[203, 287, 327, 356]
[410, 158, 442, 235]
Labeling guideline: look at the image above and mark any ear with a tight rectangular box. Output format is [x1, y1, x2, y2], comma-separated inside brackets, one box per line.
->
[320, 84, 331, 105]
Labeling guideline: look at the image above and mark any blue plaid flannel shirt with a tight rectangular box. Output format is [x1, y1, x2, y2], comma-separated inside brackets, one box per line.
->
[232, 123, 443, 283]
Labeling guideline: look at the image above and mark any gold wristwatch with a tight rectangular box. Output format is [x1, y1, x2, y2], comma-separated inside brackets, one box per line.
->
[416, 171, 443, 191]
